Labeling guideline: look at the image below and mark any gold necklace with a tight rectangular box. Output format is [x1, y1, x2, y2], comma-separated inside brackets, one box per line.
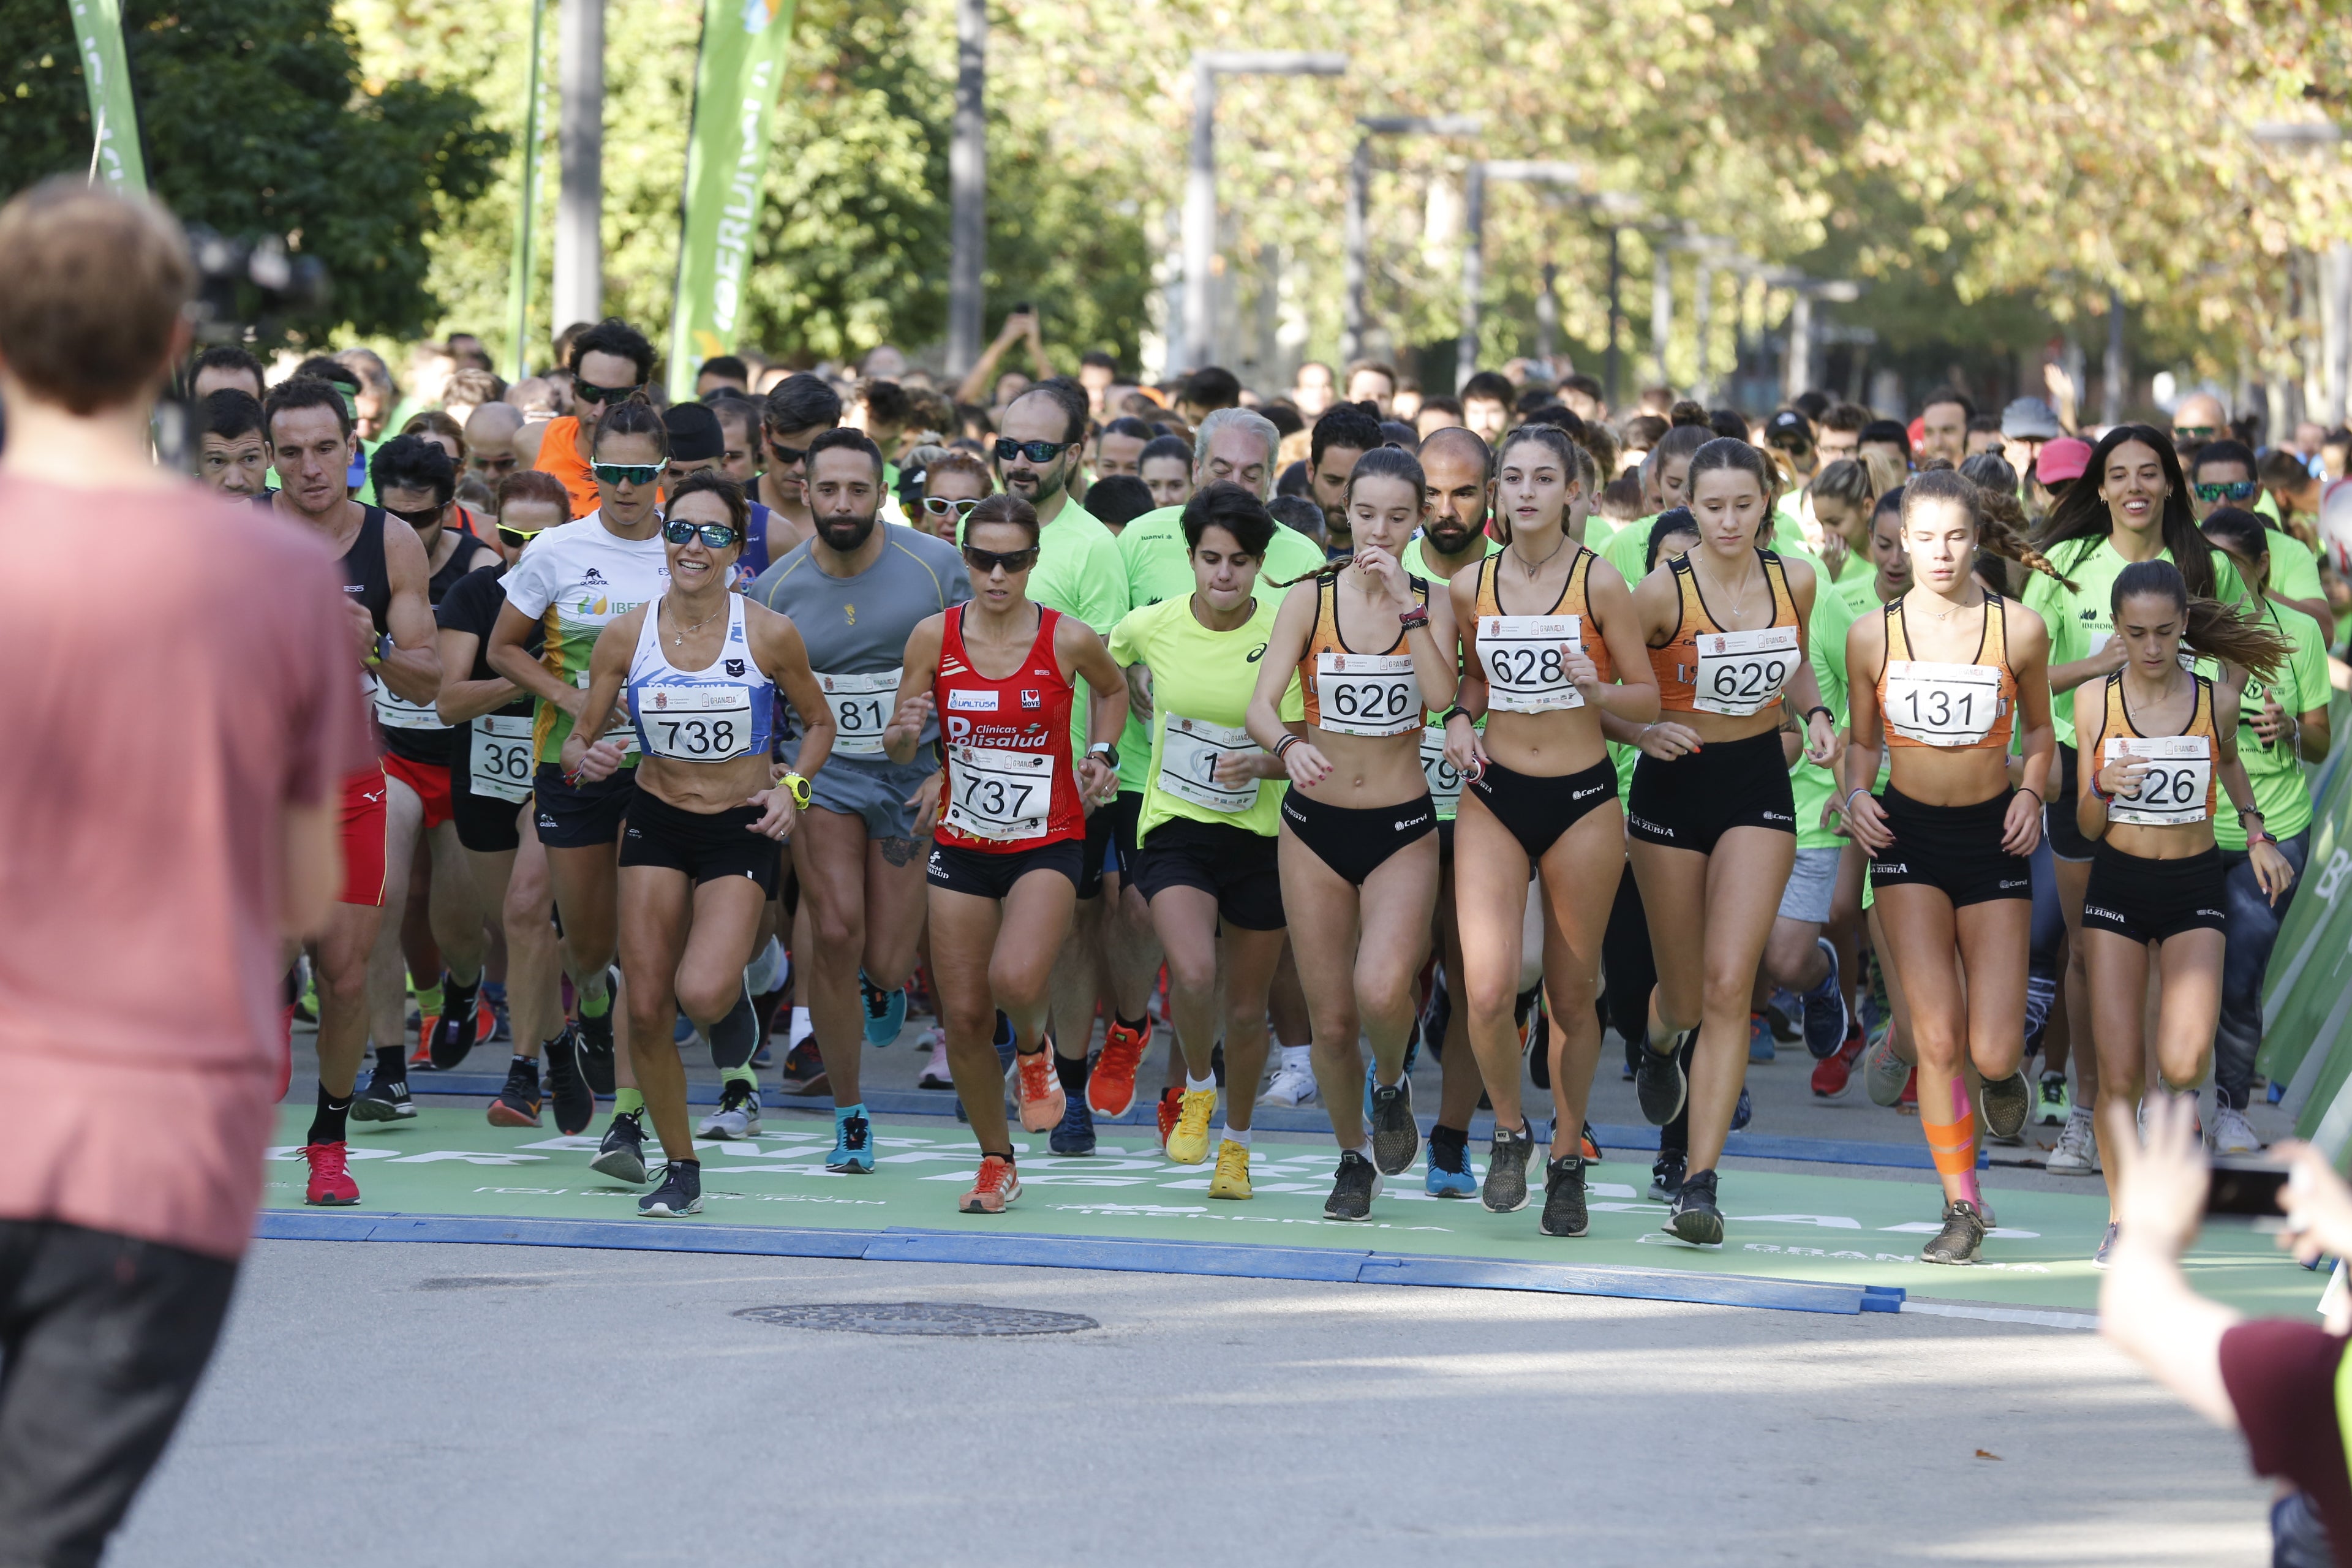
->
[667, 598, 725, 649]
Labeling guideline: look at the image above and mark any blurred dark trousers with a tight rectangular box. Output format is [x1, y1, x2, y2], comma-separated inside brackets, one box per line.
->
[0, 1219, 237, 1568]
[2215, 829, 2309, 1111]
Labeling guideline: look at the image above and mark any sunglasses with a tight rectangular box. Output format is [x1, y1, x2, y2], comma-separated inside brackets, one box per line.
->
[472, 454, 518, 477]
[995, 437, 1073, 466]
[2173, 425, 2220, 442]
[2193, 480, 2259, 504]
[963, 545, 1038, 575]
[592, 462, 662, 488]
[664, 519, 741, 549]
[575, 379, 644, 405]
[767, 439, 810, 467]
[382, 501, 444, 527]
[496, 521, 556, 551]
[922, 496, 982, 520]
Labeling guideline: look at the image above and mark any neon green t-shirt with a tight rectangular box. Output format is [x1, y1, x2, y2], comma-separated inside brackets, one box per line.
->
[1795, 571, 1862, 851]
[2266, 526, 2326, 609]
[1108, 595, 1303, 843]
[2215, 598, 2328, 849]
[1400, 531, 1502, 581]
[2023, 535, 2252, 746]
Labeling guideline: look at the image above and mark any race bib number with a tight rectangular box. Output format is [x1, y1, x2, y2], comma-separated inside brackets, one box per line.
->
[469, 714, 536, 802]
[2104, 735, 2212, 826]
[1882, 660, 2002, 745]
[816, 669, 895, 757]
[1479, 614, 1584, 713]
[374, 683, 448, 732]
[945, 744, 1054, 841]
[1420, 725, 1464, 818]
[1314, 652, 1421, 737]
[1694, 625, 1800, 717]
[635, 685, 755, 761]
[1158, 713, 1261, 814]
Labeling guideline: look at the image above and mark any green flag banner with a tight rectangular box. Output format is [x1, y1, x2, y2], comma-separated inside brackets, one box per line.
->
[68, 0, 146, 194]
[2259, 687, 2352, 1157]
[666, 0, 798, 399]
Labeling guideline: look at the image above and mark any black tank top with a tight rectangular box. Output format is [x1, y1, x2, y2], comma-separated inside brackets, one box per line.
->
[424, 527, 481, 605]
[342, 507, 393, 635]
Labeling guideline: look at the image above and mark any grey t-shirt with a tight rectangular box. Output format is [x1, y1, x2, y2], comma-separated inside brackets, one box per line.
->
[750, 522, 971, 762]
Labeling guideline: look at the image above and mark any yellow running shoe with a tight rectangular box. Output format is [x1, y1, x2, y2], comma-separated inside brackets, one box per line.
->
[1167, 1087, 1218, 1164]
[1208, 1139, 1253, 1199]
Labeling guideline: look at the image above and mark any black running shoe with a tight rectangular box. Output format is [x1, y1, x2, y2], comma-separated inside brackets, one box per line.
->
[545, 1030, 595, 1137]
[1324, 1148, 1382, 1220]
[1483, 1121, 1535, 1213]
[1980, 1068, 2032, 1143]
[1635, 1031, 1689, 1125]
[1368, 1077, 1420, 1175]
[591, 1110, 647, 1183]
[428, 974, 483, 1070]
[1647, 1150, 1686, 1202]
[1665, 1167, 1724, 1245]
[574, 967, 619, 1095]
[638, 1161, 703, 1217]
[351, 1070, 415, 1121]
[487, 1058, 542, 1128]
[1540, 1155, 1589, 1237]
[1920, 1197, 1986, 1265]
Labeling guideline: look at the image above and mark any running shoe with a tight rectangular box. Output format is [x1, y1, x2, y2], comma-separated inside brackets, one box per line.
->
[777, 1038, 829, 1098]
[1167, 1087, 1217, 1164]
[546, 1030, 596, 1137]
[1635, 1032, 1689, 1125]
[1647, 1150, 1686, 1202]
[352, 1069, 415, 1122]
[992, 1011, 1017, 1073]
[1090, 1016, 1151, 1117]
[1578, 1121, 1602, 1163]
[2210, 1102, 2263, 1155]
[1539, 1155, 1589, 1238]
[301, 1141, 360, 1205]
[859, 971, 908, 1048]
[960, 1154, 1021, 1214]
[1980, 1069, 2032, 1143]
[1324, 1149, 1382, 1221]
[1368, 1076, 1420, 1176]
[1483, 1121, 1535, 1213]
[1155, 1087, 1184, 1151]
[1732, 1085, 1753, 1131]
[1259, 1047, 1319, 1107]
[2045, 1105, 2100, 1175]
[487, 1058, 543, 1128]
[699, 1078, 763, 1140]
[575, 967, 619, 1094]
[1899, 1066, 1918, 1113]
[828, 1113, 875, 1174]
[1424, 1134, 1477, 1197]
[428, 975, 483, 1070]
[1014, 1049, 1065, 1133]
[1920, 1198, 1987, 1264]
[917, 1027, 954, 1089]
[1665, 1167, 1723, 1245]
[2034, 1071, 2072, 1127]
[1050, 1093, 1096, 1156]
[591, 1110, 648, 1183]
[1812, 1025, 1866, 1100]
[2091, 1219, 2119, 1269]
[1209, 1139, 1253, 1200]
[1801, 940, 1847, 1060]
[1864, 1033, 1910, 1107]
[639, 1162, 703, 1217]
[1764, 995, 1801, 1044]
[1747, 1011, 1775, 1064]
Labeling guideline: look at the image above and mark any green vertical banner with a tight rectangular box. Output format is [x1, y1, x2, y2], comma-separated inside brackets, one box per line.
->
[68, 0, 146, 194]
[666, 0, 798, 399]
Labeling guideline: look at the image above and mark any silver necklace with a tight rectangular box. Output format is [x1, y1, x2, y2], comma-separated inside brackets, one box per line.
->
[667, 599, 725, 648]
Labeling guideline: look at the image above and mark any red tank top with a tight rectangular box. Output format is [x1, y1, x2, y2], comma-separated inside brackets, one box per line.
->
[933, 603, 1084, 853]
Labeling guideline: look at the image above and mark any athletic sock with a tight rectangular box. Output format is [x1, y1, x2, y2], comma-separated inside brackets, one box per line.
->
[1353, 1140, 1376, 1164]
[745, 935, 786, 996]
[788, 1006, 814, 1049]
[509, 1054, 538, 1087]
[1186, 1071, 1215, 1093]
[578, 973, 612, 1017]
[544, 1031, 576, 1065]
[374, 1043, 407, 1086]
[1054, 1050, 1091, 1096]
[1429, 1122, 1469, 1155]
[720, 1065, 759, 1090]
[309, 1083, 352, 1145]
[1924, 1080, 1982, 1207]
[1221, 1124, 1253, 1148]
[1279, 1044, 1311, 1072]
[615, 1087, 646, 1118]
[413, 978, 444, 1018]
[1116, 1012, 1150, 1037]
[708, 986, 760, 1070]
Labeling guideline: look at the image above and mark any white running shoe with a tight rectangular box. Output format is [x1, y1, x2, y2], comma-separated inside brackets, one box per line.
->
[917, 1027, 953, 1090]
[2046, 1105, 2100, 1175]
[698, 1077, 762, 1139]
[2209, 1103, 2263, 1156]
[1863, 1033, 1910, 1108]
[1259, 1047, 1319, 1108]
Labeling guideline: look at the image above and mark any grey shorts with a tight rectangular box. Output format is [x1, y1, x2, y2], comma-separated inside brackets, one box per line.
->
[1776, 845, 1841, 925]
[800, 750, 932, 845]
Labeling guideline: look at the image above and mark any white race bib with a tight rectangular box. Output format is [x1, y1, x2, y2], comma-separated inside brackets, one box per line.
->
[816, 670, 896, 757]
[1157, 714, 1261, 815]
[1313, 652, 1421, 737]
[1882, 660, 2002, 745]
[374, 684, 448, 732]
[944, 743, 1055, 841]
[1479, 614, 1584, 713]
[1420, 725, 1464, 817]
[2104, 734, 2212, 826]
[635, 685, 755, 761]
[469, 714, 537, 802]
[1694, 625, 1800, 716]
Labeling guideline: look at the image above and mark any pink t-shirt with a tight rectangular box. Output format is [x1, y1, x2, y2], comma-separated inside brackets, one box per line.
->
[0, 474, 375, 1259]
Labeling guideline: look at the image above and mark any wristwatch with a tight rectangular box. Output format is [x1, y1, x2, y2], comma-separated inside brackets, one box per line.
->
[1087, 741, 1119, 769]
[779, 771, 813, 810]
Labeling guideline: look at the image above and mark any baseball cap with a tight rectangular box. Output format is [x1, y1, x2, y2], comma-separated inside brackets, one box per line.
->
[2036, 437, 2092, 484]
[1763, 409, 1812, 447]
[663, 401, 725, 463]
[2000, 397, 2063, 442]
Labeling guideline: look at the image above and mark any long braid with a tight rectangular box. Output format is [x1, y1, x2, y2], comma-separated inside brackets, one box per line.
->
[1974, 484, 2078, 591]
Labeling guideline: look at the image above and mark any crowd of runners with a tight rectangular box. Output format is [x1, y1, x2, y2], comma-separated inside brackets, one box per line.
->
[194, 315, 2347, 1268]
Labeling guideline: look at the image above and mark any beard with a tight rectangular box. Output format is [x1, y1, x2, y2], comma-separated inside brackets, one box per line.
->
[816, 510, 880, 554]
[1424, 519, 1480, 556]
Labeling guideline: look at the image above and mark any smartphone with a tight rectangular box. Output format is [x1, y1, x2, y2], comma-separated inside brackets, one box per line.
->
[2207, 1153, 2293, 1217]
[1011, 301, 1033, 316]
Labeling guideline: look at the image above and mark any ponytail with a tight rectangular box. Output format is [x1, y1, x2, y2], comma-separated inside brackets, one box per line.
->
[2111, 559, 2289, 679]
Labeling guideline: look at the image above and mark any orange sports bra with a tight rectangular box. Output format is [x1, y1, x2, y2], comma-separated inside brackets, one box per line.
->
[1876, 591, 2016, 752]
[2099, 671, 2219, 826]
[1470, 546, 1613, 704]
[1650, 549, 1800, 715]
[1298, 572, 1432, 736]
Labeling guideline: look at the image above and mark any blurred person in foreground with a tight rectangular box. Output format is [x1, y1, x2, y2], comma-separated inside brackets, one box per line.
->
[0, 181, 371, 1566]
[2101, 1095, 2352, 1566]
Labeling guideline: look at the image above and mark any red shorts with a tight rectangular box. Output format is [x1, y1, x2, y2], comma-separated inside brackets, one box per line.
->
[382, 750, 456, 830]
[338, 766, 390, 907]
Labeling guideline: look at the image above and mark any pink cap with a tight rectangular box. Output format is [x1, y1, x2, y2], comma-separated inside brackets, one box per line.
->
[2037, 437, 2092, 484]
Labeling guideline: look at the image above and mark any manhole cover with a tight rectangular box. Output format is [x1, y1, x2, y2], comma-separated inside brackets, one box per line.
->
[413, 1276, 551, 1291]
[733, 1302, 1098, 1336]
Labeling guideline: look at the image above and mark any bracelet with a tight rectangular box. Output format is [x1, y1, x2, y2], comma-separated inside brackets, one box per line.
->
[1397, 606, 1431, 631]
[1806, 706, 1834, 728]
[1273, 734, 1300, 760]
[2236, 805, 2264, 820]
[2016, 786, 2042, 808]
[1436, 704, 1468, 726]
[1842, 786, 1871, 813]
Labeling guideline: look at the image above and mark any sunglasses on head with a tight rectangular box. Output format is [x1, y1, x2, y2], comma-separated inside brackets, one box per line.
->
[922, 496, 982, 519]
[382, 501, 443, 527]
[963, 544, 1038, 575]
[575, 379, 644, 405]
[663, 519, 741, 549]
[995, 437, 1073, 466]
[2194, 479, 2259, 504]
[592, 462, 662, 488]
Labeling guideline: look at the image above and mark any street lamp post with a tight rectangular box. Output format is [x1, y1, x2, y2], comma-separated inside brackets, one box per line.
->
[1183, 50, 1348, 375]
[1341, 113, 1481, 366]
[1455, 159, 1580, 390]
[945, 0, 987, 380]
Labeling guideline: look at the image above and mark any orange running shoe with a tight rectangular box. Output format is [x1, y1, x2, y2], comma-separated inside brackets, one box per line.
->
[960, 1154, 1022, 1213]
[1156, 1086, 1184, 1151]
[1578, 1121, 1602, 1162]
[1088, 1018, 1150, 1117]
[1014, 1049, 1065, 1133]
[301, 1142, 360, 1206]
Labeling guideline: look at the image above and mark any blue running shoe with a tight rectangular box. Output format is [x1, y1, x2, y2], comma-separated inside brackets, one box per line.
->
[1050, 1092, 1096, 1155]
[861, 971, 908, 1048]
[1424, 1134, 1477, 1197]
[1747, 1012, 1774, 1064]
[827, 1107, 875, 1173]
[1731, 1084, 1754, 1131]
[1800, 937, 1847, 1060]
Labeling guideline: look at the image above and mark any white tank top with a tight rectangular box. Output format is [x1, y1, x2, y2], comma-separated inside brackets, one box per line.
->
[626, 592, 775, 763]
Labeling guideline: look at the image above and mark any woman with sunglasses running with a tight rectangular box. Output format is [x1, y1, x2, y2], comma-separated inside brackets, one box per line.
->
[2072, 560, 2291, 1265]
[1247, 447, 1459, 1222]
[914, 448, 994, 545]
[880, 494, 1128, 1215]
[564, 472, 836, 1216]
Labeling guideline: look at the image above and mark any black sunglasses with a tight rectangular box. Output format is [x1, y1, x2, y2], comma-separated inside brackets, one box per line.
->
[472, 454, 518, 476]
[2193, 480, 2259, 504]
[995, 437, 1073, 466]
[382, 501, 443, 527]
[963, 545, 1038, 575]
[768, 439, 810, 467]
[664, 519, 741, 549]
[575, 379, 644, 405]
[592, 462, 662, 488]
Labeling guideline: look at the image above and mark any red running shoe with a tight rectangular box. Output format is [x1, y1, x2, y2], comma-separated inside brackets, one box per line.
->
[1088, 1017, 1151, 1117]
[1015, 1049, 1065, 1133]
[1156, 1086, 1184, 1152]
[959, 1153, 1022, 1214]
[301, 1142, 360, 1205]
[1811, 1024, 1866, 1100]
